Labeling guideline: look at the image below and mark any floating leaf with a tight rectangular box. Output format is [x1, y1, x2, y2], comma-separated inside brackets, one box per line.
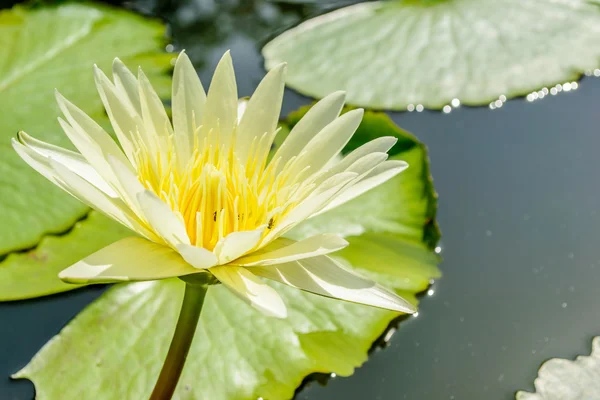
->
[14, 111, 441, 399]
[517, 337, 600, 400]
[263, 0, 600, 110]
[0, 212, 131, 301]
[0, 3, 172, 254]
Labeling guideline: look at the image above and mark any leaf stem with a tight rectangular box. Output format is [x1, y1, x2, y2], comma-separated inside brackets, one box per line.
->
[149, 278, 209, 400]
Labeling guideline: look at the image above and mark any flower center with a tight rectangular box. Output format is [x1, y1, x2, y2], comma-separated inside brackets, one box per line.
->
[133, 128, 309, 250]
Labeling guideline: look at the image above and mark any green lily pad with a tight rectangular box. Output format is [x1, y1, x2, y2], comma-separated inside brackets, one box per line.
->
[517, 337, 600, 400]
[262, 0, 600, 110]
[13, 111, 441, 399]
[0, 212, 132, 301]
[0, 3, 172, 254]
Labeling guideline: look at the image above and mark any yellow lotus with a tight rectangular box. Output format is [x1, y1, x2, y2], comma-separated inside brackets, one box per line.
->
[12, 51, 413, 318]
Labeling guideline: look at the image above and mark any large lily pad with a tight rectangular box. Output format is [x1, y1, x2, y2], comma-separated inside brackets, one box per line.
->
[0, 3, 172, 254]
[262, 0, 600, 110]
[517, 337, 600, 400]
[13, 111, 441, 399]
[0, 212, 131, 301]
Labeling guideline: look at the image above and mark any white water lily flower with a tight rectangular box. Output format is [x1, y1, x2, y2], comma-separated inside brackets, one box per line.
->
[13, 51, 413, 318]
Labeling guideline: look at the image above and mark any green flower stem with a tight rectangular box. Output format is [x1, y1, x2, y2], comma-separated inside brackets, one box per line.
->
[149, 277, 211, 400]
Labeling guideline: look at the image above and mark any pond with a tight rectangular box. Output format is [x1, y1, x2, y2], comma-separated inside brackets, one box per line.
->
[1, 0, 600, 399]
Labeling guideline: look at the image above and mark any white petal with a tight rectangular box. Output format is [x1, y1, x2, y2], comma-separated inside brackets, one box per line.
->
[315, 152, 388, 188]
[234, 234, 348, 266]
[55, 90, 134, 174]
[210, 265, 287, 318]
[112, 58, 141, 114]
[59, 237, 198, 283]
[264, 172, 357, 242]
[252, 256, 415, 313]
[319, 160, 409, 215]
[12, 139, 63, 187]
[48, 159, 140, 232]
[214, 226, 266, 264]
[17, 132, 116, 197]
[323, 136, 397, 178]
[288, 109, 364, 183]
[236, 63, 286, 165]
[176, 243, 218, 269]
[201, 51, 237, 146]
[172, 51, 206, 164]
[94, 65, 142, 159]
[271, 91, 346, 174]
[138, 68, 173, 142]
[136, 190, 190, 247]
[104, 156, 160, 242]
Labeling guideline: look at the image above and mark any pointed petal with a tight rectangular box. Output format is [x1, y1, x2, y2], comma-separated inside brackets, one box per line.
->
[112, 58, 141, 114]
[176, 243, 218, 269]
[59, 237, 198, 284]
[94, 65, 142, 158]
[272, 91, 346, 174]
[252, 256, 415, 313]
[214, 226, 266, 264]
[201, 51, 237, 146]
[138, 67, 173, 142]
[136, 190, 190, 247]
[237, 63, 286, 165]
[12, 138, 63, 187]
[172, 51, 206, 164]
[321, 136, 397, 180]
[288, 109, 364, 183]
[210, 265, 287, 318]
[17, 131, 116, 197]
[235, 234, 348, 266]
[55, 90, 134, 172]
[319, 160, 409, 215]
[48, 159, 142, 233]
[265, 172, 357, 242]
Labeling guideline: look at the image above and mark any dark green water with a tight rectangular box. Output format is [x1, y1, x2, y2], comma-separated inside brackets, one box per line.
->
[2, 1, 600, 399]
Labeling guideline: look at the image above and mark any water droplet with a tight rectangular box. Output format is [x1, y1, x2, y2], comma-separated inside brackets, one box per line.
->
[442, 105, 452, 113]
[330, 373, 337, 378]
[562, 302, 568, 308]
[165, 44, 175, 52]
[594, 69, 600, 77]
[556, 84, 563, 92]
[494, 100, 503, 108]
[416, 104, 424, 112]
[550, 87, 558, 95]
[499, 95, 507, 102]
[434, 246, 442, 254]
[537, 90, 545, 99]
[563, 82, 573, 92]
[571, 81, 579, 90]
[526, 93, 535, 102]
[427, 289, 435, 296]
[383, 327, 396, 343]
[407, 104, 415, 112]
[413, 312, 420, 318]
[489, 102, 496, 110]
[541, 88, 549, 95]
[451, 98, 460, 107]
